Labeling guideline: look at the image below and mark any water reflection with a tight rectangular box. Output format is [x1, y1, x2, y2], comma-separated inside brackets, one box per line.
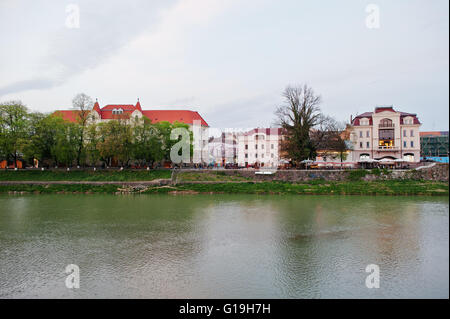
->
[0, 194, 448, 298]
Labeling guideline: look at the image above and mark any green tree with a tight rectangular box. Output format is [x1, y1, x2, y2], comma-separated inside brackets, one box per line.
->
[133, 118, 164, 167]
[53, 122, 79, 167]
[0, 101, 30, 168]
[97, 120, 133, 167]
[155, 121, 193, 163]
[275, 85, 322, 166]
[85, 123, 101, 166]
[23, 113, 67, 167]
[72, 93, 94, 166]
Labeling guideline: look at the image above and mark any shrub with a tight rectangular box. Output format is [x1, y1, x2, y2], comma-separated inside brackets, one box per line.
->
[348, 169, 368, 181]
[370, 168, 381, 176]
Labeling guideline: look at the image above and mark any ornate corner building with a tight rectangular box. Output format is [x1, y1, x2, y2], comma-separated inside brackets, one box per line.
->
[350, 106, 421, 163]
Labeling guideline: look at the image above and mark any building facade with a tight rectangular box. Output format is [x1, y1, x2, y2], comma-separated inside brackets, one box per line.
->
[54, 100, 209, 127]
[420, 131, 449, 162]
[208, 132, 240, 166]
[350, 106, 421, 162]
[237, 128, 283, 168]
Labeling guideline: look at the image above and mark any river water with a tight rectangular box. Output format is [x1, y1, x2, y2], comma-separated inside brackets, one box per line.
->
[0, 194, 448, 298]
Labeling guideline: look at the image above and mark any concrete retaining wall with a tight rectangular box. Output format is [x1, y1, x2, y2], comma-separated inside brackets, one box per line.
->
[178, 163, 449, 182]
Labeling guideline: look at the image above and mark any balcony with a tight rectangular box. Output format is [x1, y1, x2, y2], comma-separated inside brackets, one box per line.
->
[379, 123, 395, 128]
[378, 145, 398, 151]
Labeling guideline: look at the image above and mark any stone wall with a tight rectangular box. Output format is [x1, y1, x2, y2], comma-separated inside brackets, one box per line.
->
[179, 163, 449, 182]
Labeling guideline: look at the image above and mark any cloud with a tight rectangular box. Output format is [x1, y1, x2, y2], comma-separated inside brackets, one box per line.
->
[0, 0, 177, 97]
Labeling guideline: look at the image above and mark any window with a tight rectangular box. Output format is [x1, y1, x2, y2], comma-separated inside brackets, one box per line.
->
[410, 130, 414, 137]
[366, 141, 370, 148]
[403, 153, 415, 162]
[261, 154, 264, 158]
[271, 154, 274, 158]
[360, 142, 363, 148]
[245, 154, 248, 158]
[255, 145, 258, 149]
[380, 118, 393, 127]
[255, 154, 258, 158]
[360, 154, 370, 160]
[359, 131, 363, 138]
[245, 144, 248, 150]
[261, 144, 264, 149]
[403, 130, 407, 137]
[379, 129, 394, 140]
[411, 141, 414, 148]
[403, 141, 407, 148]
[271, 144, 274, 149]
[366, 131, 370, 137]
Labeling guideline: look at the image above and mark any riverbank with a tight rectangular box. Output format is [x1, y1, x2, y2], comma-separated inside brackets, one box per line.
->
[0, 169, 171, 181]
[1, 180, 448, 196]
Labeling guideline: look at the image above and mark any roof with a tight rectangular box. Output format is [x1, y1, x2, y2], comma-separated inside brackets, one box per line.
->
[52, 102, 209, 127]
[52, 110, 81, 123]
[101, 104, 136, 111]
[352, 106, 421, 126]
[374, 106, 395, 113]
[142, 110, 208, 126]
[420, 131, 449, 137]
[243, 128, 283, 136]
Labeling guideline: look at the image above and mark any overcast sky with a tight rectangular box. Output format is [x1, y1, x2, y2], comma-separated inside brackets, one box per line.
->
[0, 0, 448, 131]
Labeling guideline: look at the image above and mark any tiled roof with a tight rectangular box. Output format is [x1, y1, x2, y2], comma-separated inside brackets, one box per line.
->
[52, 110, 81, 123]
[142, 110, 208, 126]
[352, 107, 421, 126]
[93, 101, 101, 113]
[101, 104, 136, 111]
[52, 102, 209, 127]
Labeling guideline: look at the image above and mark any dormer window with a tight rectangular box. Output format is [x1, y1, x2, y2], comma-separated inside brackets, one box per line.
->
[112, 108, 123, 115]
[360, 118, 369, 126]
[403, 117, 413, 125]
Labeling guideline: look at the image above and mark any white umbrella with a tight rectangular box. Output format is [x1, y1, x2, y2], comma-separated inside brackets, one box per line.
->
[379, 158, 394, 162]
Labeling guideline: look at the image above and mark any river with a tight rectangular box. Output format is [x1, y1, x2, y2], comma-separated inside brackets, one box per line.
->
[0, 194, 448, 298]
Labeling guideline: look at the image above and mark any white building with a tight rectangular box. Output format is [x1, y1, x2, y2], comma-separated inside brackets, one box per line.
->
[349, 106, 421, 163]
[208, 132, 240, 166]
[237, 128, 283, 168]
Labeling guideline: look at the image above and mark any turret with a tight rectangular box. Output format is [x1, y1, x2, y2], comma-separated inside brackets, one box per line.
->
[93, 98, 101, 114]
[135, 98, 142, 112]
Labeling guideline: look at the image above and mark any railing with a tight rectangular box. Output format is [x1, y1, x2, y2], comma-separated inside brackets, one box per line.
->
[378, 146, 398, 150]
[379, 123, 395, 128]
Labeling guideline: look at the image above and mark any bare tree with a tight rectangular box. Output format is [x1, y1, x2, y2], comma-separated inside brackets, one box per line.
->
[275, 84, 322, 165]
[72, 93, 93, 166]
[311, 116, 351, 167]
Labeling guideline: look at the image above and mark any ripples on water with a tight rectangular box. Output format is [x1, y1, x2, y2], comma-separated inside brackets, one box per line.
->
[0, 194, 448, 298]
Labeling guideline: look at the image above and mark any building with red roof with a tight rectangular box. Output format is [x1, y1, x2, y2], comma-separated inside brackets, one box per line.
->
[349, 106, 421, 163]
[53, 99, 209, 127]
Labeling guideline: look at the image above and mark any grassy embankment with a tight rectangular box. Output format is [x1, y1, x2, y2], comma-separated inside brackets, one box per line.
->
[0, 169, 171, 181]
[0, 169, 448, 196]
